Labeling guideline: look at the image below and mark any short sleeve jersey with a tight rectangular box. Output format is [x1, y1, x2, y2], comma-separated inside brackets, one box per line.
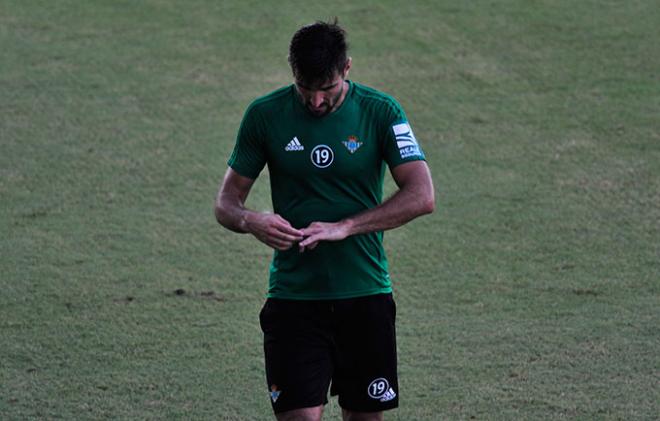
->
[228, 81, 425, 300]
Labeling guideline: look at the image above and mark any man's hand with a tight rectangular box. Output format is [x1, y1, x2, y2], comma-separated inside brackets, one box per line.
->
[244, 212, 304, 251]
[215, 169, 303, 251]
[299, 220, 352, 252]
[297, 161, 434, 252]
[216, 161, 433, 253]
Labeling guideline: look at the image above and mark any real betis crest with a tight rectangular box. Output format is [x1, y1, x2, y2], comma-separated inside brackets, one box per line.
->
[270, 385, 281, 403]
[342, 135, 363, 154]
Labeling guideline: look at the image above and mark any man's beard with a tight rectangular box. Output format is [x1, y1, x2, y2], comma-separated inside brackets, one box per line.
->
[306, 81, 345, 117]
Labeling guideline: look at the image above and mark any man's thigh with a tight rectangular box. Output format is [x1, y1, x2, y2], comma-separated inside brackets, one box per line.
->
[259, 298, 334, 414]
[331, 293, 399, 413]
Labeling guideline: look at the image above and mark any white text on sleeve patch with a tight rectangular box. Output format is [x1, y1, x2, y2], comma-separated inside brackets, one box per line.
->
[393, 122, 422, 159]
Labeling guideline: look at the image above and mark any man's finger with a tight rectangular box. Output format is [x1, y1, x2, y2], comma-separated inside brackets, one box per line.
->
[299, 236, 313, 247]
[299, 239, 319, 252]
[300, 226, 322, 236]
[273, 221, 305, 238]
[271, 229, 304, 243]
[277, 225, 305, 237]
[299, 233, 323, 247]
[269, 238, 295, 250]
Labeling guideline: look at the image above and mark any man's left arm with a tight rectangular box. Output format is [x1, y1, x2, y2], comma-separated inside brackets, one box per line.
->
[299, 160, 435, 251]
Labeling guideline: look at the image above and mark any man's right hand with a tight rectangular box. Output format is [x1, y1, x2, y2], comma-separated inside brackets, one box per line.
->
[215, 168, 304, 251]
[243, 212, 304, 251]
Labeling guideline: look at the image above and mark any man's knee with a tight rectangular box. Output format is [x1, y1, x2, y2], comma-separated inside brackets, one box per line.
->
[341, 409, 384, 421]
[275, 405, 324, 421]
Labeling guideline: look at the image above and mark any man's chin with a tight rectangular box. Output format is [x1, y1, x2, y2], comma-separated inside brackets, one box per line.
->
[307, 105, 331, 117]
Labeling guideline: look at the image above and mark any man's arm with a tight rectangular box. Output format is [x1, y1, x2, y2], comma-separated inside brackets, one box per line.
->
[299, 160, 435, 251]
[215, 168, 304, 250]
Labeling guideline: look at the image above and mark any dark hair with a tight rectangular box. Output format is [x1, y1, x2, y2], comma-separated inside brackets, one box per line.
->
[288, 19, 348, 87]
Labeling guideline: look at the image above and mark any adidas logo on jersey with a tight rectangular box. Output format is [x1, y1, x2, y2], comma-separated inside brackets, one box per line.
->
[285, 137, 305, 151]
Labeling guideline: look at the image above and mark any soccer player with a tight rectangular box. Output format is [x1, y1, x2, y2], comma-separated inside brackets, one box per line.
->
[215, 19, 434, 421]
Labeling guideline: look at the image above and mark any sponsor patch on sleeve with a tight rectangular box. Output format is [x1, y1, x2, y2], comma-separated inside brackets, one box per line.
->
[392, 122, 423, 159]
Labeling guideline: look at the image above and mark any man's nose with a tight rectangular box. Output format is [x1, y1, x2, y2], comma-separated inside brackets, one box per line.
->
[310, 92, 325, 107]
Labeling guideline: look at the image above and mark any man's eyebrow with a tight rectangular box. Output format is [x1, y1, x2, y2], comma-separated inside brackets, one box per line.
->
[297, 82, 338, 91]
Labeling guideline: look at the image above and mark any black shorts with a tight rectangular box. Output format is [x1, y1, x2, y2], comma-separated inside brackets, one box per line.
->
[259, 293, 398, 414]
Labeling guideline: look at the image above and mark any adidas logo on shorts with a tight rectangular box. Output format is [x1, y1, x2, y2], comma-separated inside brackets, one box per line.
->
[285, 137, 304, 151]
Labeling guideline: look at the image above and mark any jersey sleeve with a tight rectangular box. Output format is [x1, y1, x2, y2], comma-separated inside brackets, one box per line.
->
[381, 99, 426, 168]
[227, 103, 267, 179]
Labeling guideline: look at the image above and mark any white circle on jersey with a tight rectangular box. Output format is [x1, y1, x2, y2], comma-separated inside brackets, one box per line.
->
[310, 144, 334, 168]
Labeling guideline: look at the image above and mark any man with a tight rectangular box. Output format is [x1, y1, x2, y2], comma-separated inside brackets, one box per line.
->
[215, 20, 434, 421]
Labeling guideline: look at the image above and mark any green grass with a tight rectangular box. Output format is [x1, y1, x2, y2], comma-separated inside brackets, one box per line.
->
[1, 0, 659, 419]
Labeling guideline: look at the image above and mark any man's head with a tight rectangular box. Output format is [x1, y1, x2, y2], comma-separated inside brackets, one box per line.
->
[289, 19, 352, 117]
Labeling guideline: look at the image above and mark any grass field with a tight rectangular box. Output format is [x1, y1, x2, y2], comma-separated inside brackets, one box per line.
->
[1, 1, 659, 419]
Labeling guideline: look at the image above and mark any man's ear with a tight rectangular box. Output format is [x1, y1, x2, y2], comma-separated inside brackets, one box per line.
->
[343, 57, 352, 78]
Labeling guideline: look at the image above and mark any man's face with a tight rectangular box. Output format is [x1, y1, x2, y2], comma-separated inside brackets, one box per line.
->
[295, 72, 346, 117]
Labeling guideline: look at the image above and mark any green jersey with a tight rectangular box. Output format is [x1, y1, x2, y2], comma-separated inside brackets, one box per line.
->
[228, 81, 425, 300]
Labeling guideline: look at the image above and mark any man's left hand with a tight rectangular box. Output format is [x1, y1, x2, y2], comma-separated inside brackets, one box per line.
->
[299, 220, 352, 252]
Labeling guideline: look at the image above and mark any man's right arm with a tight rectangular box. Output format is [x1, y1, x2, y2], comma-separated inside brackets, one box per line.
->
[214, 168, 304, 250]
